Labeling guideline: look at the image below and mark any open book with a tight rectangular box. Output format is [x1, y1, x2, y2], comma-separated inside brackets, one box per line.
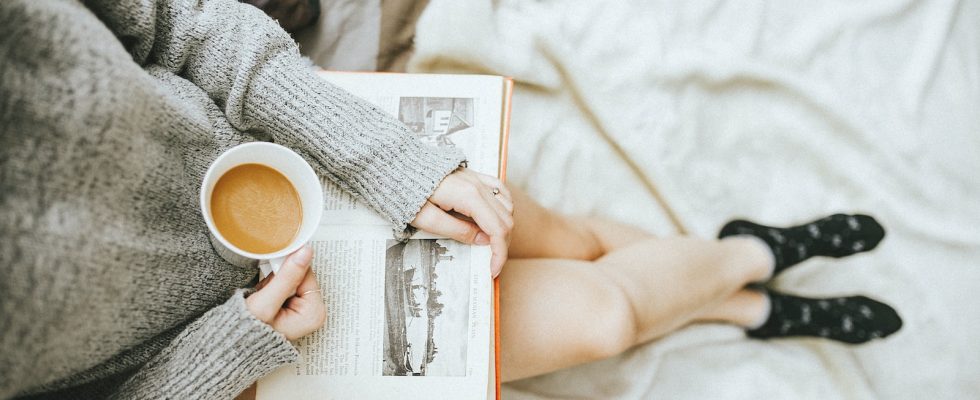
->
[256, 72, 513, 399]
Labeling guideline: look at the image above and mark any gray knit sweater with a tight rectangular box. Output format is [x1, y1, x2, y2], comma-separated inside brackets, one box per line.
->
[0, 0, 464, 398]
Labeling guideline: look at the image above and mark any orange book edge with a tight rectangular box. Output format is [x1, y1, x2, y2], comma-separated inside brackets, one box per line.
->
[495, 77, 513, 400]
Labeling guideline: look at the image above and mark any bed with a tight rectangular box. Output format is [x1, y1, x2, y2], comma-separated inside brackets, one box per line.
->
[298, 0, 980, 398]
[404, 1, 980, 399]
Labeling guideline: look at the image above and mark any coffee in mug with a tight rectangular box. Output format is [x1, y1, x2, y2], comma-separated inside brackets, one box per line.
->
[200, 142, 323, 274]
[210, 163, 302, 254]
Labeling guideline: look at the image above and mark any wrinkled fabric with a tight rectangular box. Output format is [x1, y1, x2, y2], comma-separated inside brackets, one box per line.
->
[411, 0, 980, 398]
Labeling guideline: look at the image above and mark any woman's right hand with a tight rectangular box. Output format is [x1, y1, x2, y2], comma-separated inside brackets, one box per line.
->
[245, 245, 326, 340]
[411, 168, 514, 278]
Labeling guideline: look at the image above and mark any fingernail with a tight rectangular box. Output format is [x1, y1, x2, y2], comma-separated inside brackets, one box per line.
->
[491, 262, 502, 278]
[474, 232, 490, 245]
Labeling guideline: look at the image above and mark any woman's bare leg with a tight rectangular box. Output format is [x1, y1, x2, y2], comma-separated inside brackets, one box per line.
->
[507, 189, 653, 260]
[500, 236, 773, 381]
[500, 187, 774, 380]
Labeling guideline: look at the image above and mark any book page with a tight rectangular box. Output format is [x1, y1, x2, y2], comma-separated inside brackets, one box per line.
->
[257, 73, 503, 399]
[258, 225, 492, 399]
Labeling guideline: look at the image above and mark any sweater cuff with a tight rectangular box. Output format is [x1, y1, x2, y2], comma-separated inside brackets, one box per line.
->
[244, 55, 466, 233]
[116, 290, 298, 399]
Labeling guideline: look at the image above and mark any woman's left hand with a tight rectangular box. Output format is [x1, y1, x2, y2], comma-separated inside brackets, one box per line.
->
[411, 168, 514, 277]
[246, 246, 326, 340]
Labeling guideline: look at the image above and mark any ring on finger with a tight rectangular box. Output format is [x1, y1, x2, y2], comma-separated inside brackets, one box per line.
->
[300, 289, 322, 296]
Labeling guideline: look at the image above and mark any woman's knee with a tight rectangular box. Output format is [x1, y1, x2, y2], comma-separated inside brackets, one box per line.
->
[572, 282, 638, 361]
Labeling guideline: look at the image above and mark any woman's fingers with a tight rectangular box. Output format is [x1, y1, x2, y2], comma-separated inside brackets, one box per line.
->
[476, 174, 513, 214]
[246, 245, 313, 322]
[482, 188, 512, 226]
[431, 171, 512, 238]
[274, 264, 327, 340]
[412, 202, 486, 244]
[290, 268, 326, 327]
[412, 197, 510, 275]
[434, 171, 511, 275]
[244, 245, 326, 341]
[475, 188, 513, 276]
[295, 263, 322, 297]
[488, 234, 509, 277]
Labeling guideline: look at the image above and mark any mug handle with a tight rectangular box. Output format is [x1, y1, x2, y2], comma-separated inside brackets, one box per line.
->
[258, 256, 287, 278]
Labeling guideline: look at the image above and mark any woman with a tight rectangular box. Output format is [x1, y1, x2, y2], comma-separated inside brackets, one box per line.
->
[0, 1, 901, 398]
[0, 0, 511, 398]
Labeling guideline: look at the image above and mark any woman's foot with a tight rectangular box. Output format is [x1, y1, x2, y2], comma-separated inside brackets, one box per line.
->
[718, 214, 886, 275]
[747, 291, 902, 344]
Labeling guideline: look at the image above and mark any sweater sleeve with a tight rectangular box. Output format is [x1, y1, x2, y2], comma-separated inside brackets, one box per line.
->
[84, 0, 466, 232]
[108, 290, 298, 400]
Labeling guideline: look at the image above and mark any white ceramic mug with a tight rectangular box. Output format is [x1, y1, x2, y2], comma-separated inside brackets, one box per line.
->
[200, 142, 323, 275]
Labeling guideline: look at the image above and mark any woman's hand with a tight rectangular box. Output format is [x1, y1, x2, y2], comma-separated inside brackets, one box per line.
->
[411, 168, 514, 277]
[245, 245, 326, 340]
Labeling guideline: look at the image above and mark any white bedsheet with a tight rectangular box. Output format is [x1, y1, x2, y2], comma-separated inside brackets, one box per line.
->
[409, 1, 980, 398]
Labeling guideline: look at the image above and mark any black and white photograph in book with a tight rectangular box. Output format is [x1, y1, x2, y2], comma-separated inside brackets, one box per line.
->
[382, 239, 471, 377]
[398, 97, 475, 148]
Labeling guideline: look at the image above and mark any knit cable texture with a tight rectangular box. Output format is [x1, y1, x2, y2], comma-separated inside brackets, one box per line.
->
[0, 0, 462, 397]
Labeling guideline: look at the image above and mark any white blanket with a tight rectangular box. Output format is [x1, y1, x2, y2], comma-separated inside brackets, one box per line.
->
[409, 1, 980, 398]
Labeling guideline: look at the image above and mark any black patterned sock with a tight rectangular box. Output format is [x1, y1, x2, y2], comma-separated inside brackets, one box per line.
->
[718, 214, 885, 274]
[748, 291, 902, 344]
